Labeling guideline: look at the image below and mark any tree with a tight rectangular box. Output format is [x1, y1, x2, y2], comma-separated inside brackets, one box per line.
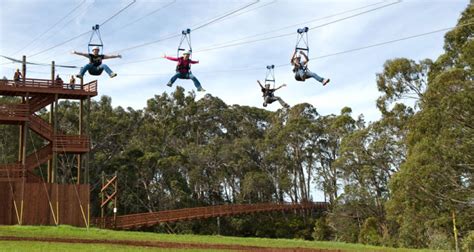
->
[386, 5, 474, 248]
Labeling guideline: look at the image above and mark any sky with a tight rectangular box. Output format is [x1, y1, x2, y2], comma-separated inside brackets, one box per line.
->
[0, 0, 470, 124]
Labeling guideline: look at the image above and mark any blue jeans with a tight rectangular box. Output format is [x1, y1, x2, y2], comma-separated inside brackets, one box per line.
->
[169, 72, 202, 89]
[79, 63, 113, 77]
[296, 69, 324, 83]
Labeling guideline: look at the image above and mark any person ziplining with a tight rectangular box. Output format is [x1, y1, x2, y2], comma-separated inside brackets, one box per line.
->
[72, 24, 122, 79]
[163, 50, 205, 92]
[291, 27, 330, 86]
[72, 46, 121, 79]
[258, 80, 289, 108]
[163, 28, 205, 92]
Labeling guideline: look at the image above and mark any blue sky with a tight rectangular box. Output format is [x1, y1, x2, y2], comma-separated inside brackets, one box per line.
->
[0, 0, 470, 122]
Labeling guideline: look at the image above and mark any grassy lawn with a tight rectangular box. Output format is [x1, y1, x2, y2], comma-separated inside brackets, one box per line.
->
[0, 225, 435, 252]
[0, 241, 217, 252]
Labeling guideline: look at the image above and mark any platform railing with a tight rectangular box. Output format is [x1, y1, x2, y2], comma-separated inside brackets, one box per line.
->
[0, 164, 25, 181]
[53, 135, 90, 153]
[0, 104, 29, 121]
[0, 78, 97, 93]
[29, 114, 53, 140]
[24, 143, 53, 171]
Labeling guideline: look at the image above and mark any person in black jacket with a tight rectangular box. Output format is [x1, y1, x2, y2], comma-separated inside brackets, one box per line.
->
[72, 46, 121, 79]
[258, 80, 289, 108]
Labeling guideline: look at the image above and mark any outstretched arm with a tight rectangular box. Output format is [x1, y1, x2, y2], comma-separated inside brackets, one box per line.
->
[275, 83, 287, 91]
[163, 54, 179, 61]
[257, 80, 264, 89]
[189, 59, 199, 64]
[103, 54, 122, 59]
[71, 51, 89, 57]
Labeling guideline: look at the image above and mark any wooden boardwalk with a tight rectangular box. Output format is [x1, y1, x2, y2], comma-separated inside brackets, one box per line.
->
[96, 202, 328, 229]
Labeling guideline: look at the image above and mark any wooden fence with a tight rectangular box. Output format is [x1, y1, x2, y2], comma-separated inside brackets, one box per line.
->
[0, 182, 89, 227]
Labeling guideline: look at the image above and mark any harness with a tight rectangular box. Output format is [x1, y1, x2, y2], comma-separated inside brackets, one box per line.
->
[294, 27, 310, 81]
[176, 58, 191, 72]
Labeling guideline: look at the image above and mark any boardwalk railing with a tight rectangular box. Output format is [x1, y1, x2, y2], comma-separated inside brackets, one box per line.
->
[95, 202, 328, 229]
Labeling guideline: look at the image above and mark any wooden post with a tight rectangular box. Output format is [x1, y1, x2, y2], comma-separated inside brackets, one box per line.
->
[20, 118, 28, 225]
[18, 123, 23, 162]
[85, 97, 90, 185]
[77, 99, 83, 184]
[48, 62, 55, 183]
[48, 102, 53, 183]
[52, 93, 58, 183]
[22, 56, 26, 83]
[51, 61, 55, 84]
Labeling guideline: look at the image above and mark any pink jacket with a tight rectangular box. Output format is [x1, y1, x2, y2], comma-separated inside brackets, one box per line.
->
[165, 56, 199, 73]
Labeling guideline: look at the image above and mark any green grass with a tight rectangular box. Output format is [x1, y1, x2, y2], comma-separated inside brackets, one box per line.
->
[0, 225, 435, 252]
[0, 241, 217, 252]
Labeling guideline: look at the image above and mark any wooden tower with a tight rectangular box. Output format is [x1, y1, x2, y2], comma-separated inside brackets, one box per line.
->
[0, 57, 97, 227]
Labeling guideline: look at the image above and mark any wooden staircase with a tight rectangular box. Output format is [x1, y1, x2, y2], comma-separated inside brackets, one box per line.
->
[0, 78, 97, 182]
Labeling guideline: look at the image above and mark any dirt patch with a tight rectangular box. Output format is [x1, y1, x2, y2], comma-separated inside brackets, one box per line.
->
[0, 236, 343, 252]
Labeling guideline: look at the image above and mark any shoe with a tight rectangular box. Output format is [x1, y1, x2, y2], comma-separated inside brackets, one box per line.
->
[322, 78, 330, 86]
[166, 82, 172, 87]
[263, 102, 267, 107]
[75, 74, 83, 79]
[284, 104, 290, 109]
[197, 87, 206, 92]
[110, 73, 117, 78]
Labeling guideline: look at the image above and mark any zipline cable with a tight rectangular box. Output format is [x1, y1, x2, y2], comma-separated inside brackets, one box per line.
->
[112, 22, 474, 75]
[217, 0, 277, 23]
[12, 0, 86, 56]
[5, 22, 472, 75]
[275, 21, 474, 68]
[199, 0, 387, 51]
[100, 0, 137, 27]
[33, 1, 96, 62]
[196, 0, 401, 53]
[0, 55, 78, 68]
[192, 0, 259, 31]
[28, 0, 137, 58]
[52, 0, 177, 65]
[113, 0, 260, 53]
[110, 0, 177, 32]
[117, 0, 399, 65]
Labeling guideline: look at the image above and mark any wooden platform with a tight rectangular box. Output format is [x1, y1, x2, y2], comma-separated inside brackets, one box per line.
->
[0, 78, 97, 99]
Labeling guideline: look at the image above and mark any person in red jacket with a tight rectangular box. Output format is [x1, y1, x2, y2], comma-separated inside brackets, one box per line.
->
[163, 51, 205, 92]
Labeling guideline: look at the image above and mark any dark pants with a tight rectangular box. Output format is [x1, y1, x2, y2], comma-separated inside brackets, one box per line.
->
[264, 96, 289, 108]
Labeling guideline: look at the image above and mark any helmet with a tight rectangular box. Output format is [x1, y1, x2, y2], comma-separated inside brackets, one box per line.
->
[182, 50, 192, 55]
[92, 46, 100, 51]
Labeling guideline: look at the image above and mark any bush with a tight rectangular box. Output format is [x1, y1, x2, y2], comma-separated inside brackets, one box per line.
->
[426, 229, 452, 250]
[312, 217, 333, 241]
[358, 217, 382, 246]
[462, 231, 474, 252]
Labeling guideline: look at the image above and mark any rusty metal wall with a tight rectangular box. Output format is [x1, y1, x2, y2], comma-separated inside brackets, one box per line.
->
[0, 182, 89, 227]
